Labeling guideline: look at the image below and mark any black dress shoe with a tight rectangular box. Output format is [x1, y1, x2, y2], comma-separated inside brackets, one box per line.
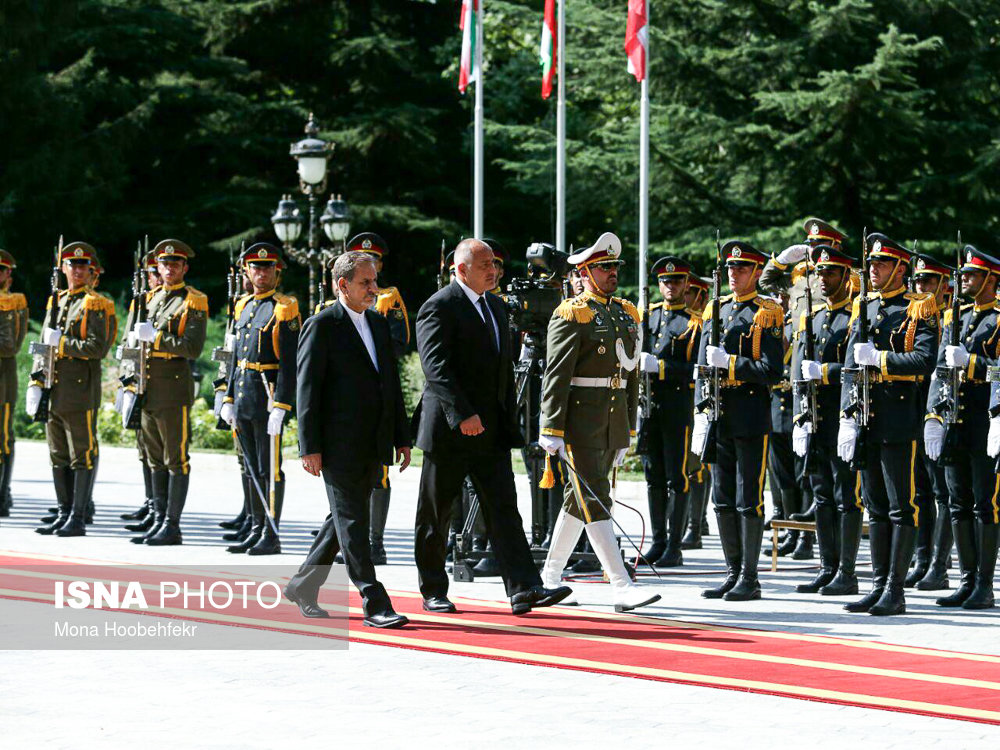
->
[510, 584, 572, 615]
[284, 586, 330, 619]
[364, 611, 409, 629]
[422, 596, 457, 613]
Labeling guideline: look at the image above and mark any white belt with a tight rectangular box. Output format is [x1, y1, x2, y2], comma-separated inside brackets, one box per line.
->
[570, 376, 627, 389]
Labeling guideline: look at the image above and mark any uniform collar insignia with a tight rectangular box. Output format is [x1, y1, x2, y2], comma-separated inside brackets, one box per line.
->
[877, 284, 906, 300]
[163, 281, 186, 292]
[254, 288, 277, 300]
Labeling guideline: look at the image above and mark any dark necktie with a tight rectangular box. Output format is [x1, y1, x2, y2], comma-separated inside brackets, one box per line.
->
[477, 297, 498, 352]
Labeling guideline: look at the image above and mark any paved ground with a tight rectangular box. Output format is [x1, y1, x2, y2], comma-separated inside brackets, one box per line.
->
[2, 440, 999, 748]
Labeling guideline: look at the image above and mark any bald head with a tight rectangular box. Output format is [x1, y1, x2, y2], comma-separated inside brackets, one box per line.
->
[454, 238, 497, 295]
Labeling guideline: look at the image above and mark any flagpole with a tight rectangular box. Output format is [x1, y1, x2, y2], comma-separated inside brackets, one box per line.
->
[556, 0, 566, 256]
[473, 0, 485, 238]
[638, 5, 649, 295]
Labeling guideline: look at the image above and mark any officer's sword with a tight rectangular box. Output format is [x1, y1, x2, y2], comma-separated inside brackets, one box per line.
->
[261, 373, 277, 518]
[232, 426, 278, 535]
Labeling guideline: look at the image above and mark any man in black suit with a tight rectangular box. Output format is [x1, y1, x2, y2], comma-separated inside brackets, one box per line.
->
[284, 251, 412, 628]
[411, 238, 572, 615]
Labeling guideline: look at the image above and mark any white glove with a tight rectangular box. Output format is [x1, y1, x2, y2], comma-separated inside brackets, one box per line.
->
[219, 401, 235, 428]
[691, 412, 709, 456]
[640, 352, 660, 374]
[854, 342, 880, 366]
[988, 417, 1000, 459]
[945, 345, 970, 368]
[127, 330, 138, 347]
[224, 332, 236, 351]
[134, 322, 157, 343]
[120, 391, 137, 428]
[114, 387, 124, 414]
[792, 422, 812, 457]
[801, 359, 823, 381]
[213, 390, 226, 417]
[267, 407, 286, 436]
[538, 434, 566, 460]
[923, 419, 945, 461]
[837, 418, 859, 463]
[614, 447, 629, 467]
[25, 384, 42, 417]
[776, 244, 809, 266]
[706, 345, 730, 369]
[42, 327, 62, 346]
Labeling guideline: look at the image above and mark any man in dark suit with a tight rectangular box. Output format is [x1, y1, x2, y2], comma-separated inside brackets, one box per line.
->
[411, 238, 572, 615]
[284, 251, 412, 628]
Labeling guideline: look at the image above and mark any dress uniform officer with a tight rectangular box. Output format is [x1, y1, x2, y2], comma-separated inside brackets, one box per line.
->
[838, 233, 938, 616]
[693, 240, 784, 601]
[538, 232, 660, 612]
[681, 273, 711, 549]
[29, 242, 116, 537]
[925, 246, 1000, 609]
[637, 256, 702, 567]
[909, 253, 955, 590]
[129, 240, 208, 546]
[0, 250, 28, 520]
[791, 244, 862, 595]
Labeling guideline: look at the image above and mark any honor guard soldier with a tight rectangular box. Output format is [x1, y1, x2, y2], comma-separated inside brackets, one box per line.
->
[0, 250, 27, 519]
[909, 253, 955, 590]
[29, 242, 116, 537]
[681, 273, 711, 549]
[838, 233, 938, 615]
[537, 232, 660, 612]
[926, 246, 1000, 609]
[219, 243, 300, 555]
[130, 240, 208, 546]
[791, 244, 862, 595]
[636, 255, 702, 567]
[693, 240, 784, 601]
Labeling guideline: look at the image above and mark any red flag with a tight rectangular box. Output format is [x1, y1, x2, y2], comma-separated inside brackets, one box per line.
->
[540, 0, 557, 99]
[624, 0, 647, 82]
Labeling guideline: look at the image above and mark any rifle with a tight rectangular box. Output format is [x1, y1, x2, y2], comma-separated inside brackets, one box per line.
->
[844, 228, 871, 471]
[118, 238, 152, 429]
[793, 248, 821, 475]
[635, 251, 652, 456]
[438, 239, 447, 290]
[934, 231, 963, 465]
[697, 230, 723, 463]
[211, 243, 242, 429]
[28, 237, 64, 423]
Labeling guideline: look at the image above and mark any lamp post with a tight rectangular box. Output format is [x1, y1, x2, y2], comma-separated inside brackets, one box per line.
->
[271, 113, 351, 311]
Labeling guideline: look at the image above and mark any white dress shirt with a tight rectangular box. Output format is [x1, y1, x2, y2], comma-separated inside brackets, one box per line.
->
[344, 303, 379, 371]
[456, 277, 500, 350]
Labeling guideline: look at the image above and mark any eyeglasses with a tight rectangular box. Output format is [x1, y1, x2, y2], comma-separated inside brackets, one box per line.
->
[591, 260, 624, 271]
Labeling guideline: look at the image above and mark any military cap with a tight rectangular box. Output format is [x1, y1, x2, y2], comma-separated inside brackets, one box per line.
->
[959, 245, 1000, 275]
[688, 274, 709, 292]
[0, 250, 16, 269]
[60, 241, 98, 264]
[483, 238, 508, 266]
[144, 251, 159, 270]
[803, 218, 847, 248]
[722, 240, 767, 267]
[567, 232, 623, 267]
[911, 253, 954, 279]
[809, 243, 856, 270]
[92, 255, 105, 274]
[866, 233, 911, 264]
[347, 232, 389, 259]
[651, 255, 692, 279]
[152, 239, 195, 261]
[242, 242, 285, 270]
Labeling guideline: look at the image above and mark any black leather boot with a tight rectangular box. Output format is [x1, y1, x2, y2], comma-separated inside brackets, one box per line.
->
[917, 506, 952, 590]
[122, 461, 154, 521]
[937, 519, 977, 607]
[36, 467, 73, 534]
[845, 518, 890, 612]
[869, 525, 916, 616]
[84, 455, 97, 524]
[703, 509, 742, 599]
[774, 489, 801, 556]
[798, 505, 839, 593]
[0, 445, 14, 516]
[791, 531, 815, 560]
[125, 505, 156, 532]
[369, 487, 390, 565]
[473, 541, 502, 575]
[133, 470, 168, 543]
[641, 484, 668, 565]
[571, 536, 601, 573]
[681, 477, 707, 549]
[725, 514, 764, 601]
[822, 511, 862, 595]
[962, 522, 998, 610]
[56, 468, 94, 537]
[147, 473, 186, 546]
[540, 490, 562, 550]
[249, 481, 283, 556]
[905, 509, 933, 587]
[228, 483, 264, 553]
[657, 490, 688, 567]
[220, 473, 251, 530]
[701, 483, 711, 534]
[789, 493, 817, 522]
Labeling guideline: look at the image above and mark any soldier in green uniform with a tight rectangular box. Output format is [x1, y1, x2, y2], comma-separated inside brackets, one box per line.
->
[29, 242, 116, 537]
[538, 232, 660, 612]
[0, 250, 28, 519]
[129, 240, 208, 546]
[220, 242, 300, 555]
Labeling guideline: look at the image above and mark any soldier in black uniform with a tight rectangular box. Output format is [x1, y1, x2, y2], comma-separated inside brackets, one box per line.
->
[638, 256, 702, 567]
[924, 246, 1000, 609]
[694, 241, 784, 601]
[681, 274, 711, 548]
[791, 244, 861, 595]
[838, 233, 938, 615]
[221, 243, 300, 555]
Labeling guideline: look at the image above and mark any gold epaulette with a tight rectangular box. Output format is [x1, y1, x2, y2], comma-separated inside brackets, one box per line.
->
[274, 294, 300, 322]
[751, 296, 784, 329]
[943, 307, 956, 328]
[0, 292, 27, 312]
[848, 293, 876, 327]
[82, 291, 114, 314]
[797, 310, 808, 333]
[904, 292, 937, 321]
[184, 287, 209, 313]
[701, 295, 733, 322]
[642, 301, 664, 321]
[375, 286, 404, 317]
[234, 293, 252, 319]
[313, 299, 335, 315]
[613, 297, 641, 324]
[790, 260, 811, 286]
[554, 295, 595, 324]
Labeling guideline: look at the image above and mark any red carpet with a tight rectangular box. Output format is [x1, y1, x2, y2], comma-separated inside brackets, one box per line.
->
[2, 550, 1000, 725]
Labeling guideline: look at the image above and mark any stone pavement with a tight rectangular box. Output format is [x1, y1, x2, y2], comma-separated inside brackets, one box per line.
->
[1, 440, 998, 748]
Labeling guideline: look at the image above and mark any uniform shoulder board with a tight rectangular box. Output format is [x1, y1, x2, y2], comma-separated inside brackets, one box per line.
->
[274, 294, 300, 322]
[751, 296, 784, 329]
[233, 293, 253, 319]
[613, 297, 641, 324]
[554, 294, 595, 324]
[374, 286, 404, 317]
[943, 307, 956, 327]
[701, 294, 732, 322]
[797, 310, 809, 333]
[0, 292, 27, 312]
[904, 292, 937, 321]
[848, 294, 865, 327]
[643, 301, 664, 321]
[184, 287, 209, 313]
[82, 290, 113, 314]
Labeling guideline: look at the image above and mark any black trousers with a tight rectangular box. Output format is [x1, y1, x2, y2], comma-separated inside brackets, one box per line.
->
[235, 417, 283, 513]
[711, 434, 769, 518]
[810, 443, 862, 515]
[287, 461, 391, 617]
[641, 410, 692, 496]
[860, 440, 919, 527]
[945, 431, 1000, 525]
[415, 451, 542, 599]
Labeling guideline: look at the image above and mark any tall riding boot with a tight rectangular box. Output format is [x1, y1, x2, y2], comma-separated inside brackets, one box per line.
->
[775, 489, 801, 556]
[219, 470, 250, 530]
[657, 490, 688, 567]
[84, 455, 98, 524]
[641, 485, 668, 565]
[369, 487, 391, 565]
[937, 519, 977, 607]
[725, 515, 764, 601]
[845, 518, 890, 612]
[586, 519, 661, 612]
[56, 468, 94, 537]
[822, 512, 862, 595]
[798, 505, 840, 593]
[541, 510, 584, 605]
[36, 467, 73, 534]
[766, 482, 783, 531]
[917, 507, 953, 590]
[681, 478, 707, 549]
[41, 467, 73, 523]
[122, 461, 153, 521]
[869, 525, 917, 616]
[222, 474, 253, 541]
[962, 522, 998, 610]
[132, 470, 168, 543]
[0, 444, 14, 516]
[701, 478, 712, 535]
[905, 506, 934, 587]
[249, 481, 283, 555]
[703, 509, 742, 598]
[0, 459, 7, 518]
[790, 489, 817, 522]
[228, 482, 263, 553]
[147, 473, 186, 546]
